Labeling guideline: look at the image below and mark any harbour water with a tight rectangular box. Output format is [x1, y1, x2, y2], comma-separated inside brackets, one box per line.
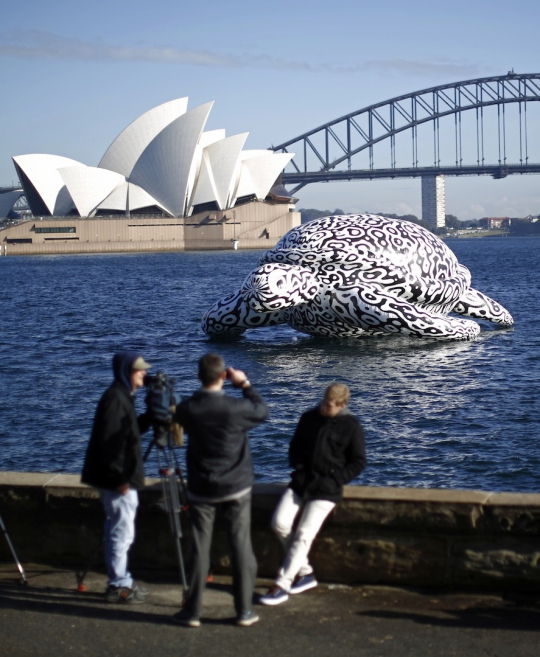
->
[1, 236, 539, 492]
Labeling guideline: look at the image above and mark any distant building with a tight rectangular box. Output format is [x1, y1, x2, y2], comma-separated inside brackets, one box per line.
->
[421, 175, 445, 230]
[478, 217, 511, 229]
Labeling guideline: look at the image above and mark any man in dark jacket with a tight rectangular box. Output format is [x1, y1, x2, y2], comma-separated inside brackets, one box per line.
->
[260, 383, 366, 606]
[172, 353, 268, 628]
[81, 351, 152, 604]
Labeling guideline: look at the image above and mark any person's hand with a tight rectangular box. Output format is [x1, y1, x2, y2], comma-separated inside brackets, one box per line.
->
[117, 484, 130, 495]
[226, 367, 251, 389]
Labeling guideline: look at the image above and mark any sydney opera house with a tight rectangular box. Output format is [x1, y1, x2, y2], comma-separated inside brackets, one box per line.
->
[0, 98, 299, 255]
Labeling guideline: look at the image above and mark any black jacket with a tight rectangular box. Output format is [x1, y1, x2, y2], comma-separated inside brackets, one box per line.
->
[289, 406, 366, 502]
[81, 381, 149, 491]
[175, 386, 268, 499]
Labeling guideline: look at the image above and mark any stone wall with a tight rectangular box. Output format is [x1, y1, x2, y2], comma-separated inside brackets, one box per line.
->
[1, 472, 539, 591]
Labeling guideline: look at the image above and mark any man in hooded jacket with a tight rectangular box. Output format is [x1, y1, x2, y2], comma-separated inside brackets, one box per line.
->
[82, 351, 152, 604]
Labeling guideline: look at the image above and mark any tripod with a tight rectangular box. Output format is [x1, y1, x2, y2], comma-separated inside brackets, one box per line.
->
[0, 512, 27, 585]
[144, 428, 190, 600]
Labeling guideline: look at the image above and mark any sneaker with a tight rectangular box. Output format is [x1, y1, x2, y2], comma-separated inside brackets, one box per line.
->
[290, 574, 318, 594]
[105, 585, 121, 603]
[236, 610, 259, 627]
[105, 584, 148, 605]
[172, 610, 201, 628]
[132, 582, 149, 596]
[259, 585, 289, 606]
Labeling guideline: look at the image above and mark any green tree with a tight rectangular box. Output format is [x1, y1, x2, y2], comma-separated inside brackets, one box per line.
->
[379, 212, 432, 232]
[299, 208, 346, 223]
[445, 214, 461, 229]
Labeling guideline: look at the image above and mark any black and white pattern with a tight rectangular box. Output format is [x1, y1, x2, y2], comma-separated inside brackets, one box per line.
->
[201, 214, 514, 340]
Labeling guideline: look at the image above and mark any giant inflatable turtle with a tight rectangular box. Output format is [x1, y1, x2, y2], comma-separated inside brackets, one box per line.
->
[202, 214, 513, 340]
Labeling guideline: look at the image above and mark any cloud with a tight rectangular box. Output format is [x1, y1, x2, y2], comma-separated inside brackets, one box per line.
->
[0, 30, 313, 70]
[461, 195, 540, 220]
[469, 203, 487, 215]
[361, 58, 483, 79]
[0, 30, 483, 78]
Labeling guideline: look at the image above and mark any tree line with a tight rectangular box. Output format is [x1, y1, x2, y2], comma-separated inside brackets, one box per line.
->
[299, 208, 468, 233]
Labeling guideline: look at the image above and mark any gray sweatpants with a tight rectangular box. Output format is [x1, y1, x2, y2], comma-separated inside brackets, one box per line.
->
[184, 492, 257, 617]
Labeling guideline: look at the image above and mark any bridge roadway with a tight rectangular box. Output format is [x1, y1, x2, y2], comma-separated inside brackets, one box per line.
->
[282, 162, 540, 185]
[1, 563, 538, 657]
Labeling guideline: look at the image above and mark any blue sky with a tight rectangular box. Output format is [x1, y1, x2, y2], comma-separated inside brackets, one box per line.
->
[1, 0, 539, 219]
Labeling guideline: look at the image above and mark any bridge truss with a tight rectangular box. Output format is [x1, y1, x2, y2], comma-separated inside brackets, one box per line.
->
[272, 73, 540, 193]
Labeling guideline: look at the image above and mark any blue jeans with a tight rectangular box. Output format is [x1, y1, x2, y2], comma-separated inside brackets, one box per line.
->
[99, 489, 139, 588]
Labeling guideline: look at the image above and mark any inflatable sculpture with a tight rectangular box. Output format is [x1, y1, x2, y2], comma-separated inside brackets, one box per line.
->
[202, 214, 513, 340]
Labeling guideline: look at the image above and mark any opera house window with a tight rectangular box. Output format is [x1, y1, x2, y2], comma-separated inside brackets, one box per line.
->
[34, 227, 76, 234]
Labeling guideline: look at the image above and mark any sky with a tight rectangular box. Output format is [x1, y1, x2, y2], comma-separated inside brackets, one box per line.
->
[1, 0, 539, 220]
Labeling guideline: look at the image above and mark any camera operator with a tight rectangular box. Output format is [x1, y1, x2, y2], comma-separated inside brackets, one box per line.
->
[81, 351, 152, 604]
[260, 383, 366, 606]
[172, 353, 268, 628]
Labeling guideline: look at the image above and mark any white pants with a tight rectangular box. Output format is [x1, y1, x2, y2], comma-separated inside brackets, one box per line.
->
[271, 488, 335, 592]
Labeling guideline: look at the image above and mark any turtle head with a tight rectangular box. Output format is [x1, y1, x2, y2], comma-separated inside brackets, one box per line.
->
[241, 263, 319, 312]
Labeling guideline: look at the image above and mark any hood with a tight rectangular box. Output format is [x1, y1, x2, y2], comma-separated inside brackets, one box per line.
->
[112, 351, 142, 392]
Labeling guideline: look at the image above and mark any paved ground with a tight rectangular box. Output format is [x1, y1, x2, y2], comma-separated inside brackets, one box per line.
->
[0, 563, 539, 657]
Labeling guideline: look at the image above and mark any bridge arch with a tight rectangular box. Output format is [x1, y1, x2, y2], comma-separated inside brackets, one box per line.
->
[272, 73, 540, 193]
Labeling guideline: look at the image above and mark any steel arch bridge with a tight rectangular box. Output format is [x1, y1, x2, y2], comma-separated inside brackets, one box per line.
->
[271, 73, 540, 194]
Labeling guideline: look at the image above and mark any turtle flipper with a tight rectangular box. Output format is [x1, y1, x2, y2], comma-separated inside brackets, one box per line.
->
[202, 289, 286, 336]
[452, 287, 513, 326]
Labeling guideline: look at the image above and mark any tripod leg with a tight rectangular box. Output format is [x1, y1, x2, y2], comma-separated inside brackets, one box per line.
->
[158, 449, 189, 601]
[0, 513, 27, 585]
[76, 535, 104, 591]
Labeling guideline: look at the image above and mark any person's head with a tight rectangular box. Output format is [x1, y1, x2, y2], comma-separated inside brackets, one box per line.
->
[319, 383, 350, 418]
[112, 351, 152, 392]
[198, 353, 226, 387]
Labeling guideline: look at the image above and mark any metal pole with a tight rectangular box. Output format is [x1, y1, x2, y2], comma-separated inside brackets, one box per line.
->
[0, 513, 27, 584]
[156, 441, 189, 600]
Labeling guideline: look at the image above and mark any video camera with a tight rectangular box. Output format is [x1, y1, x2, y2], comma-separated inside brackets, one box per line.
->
[144, 371, 181, 448]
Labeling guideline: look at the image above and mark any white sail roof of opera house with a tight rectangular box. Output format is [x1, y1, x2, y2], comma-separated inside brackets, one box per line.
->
[12, 97, 295, 218]
[59, 165, 169, 217]
[12, 154, 85, 216]
[58, 166, 125, 218]
[98, 97, 189, 178]
[98, 181, 167, 214]
[129, 101, 214, 218]
[232, 151, 294, 205]
[0, 189, 24, 218]
[191, 132, 249, 210]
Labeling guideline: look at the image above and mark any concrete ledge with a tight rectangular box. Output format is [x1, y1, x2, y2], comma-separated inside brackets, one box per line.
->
[1, 471, 539, 591]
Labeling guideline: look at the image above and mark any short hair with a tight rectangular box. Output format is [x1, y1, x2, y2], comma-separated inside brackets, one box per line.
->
[198, 353, 225, 386]
[324, 383, 350, 405]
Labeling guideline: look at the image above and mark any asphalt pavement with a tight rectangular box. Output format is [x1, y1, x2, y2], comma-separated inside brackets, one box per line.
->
[0, 563, 539, 657]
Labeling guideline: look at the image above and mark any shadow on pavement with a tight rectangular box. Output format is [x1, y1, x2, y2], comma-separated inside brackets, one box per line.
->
[358, 603, 540, 632]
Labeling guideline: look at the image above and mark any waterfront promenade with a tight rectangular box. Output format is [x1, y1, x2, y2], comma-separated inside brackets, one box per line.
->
[1, 563, 539, 657]
[2, 472, 540, 655]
